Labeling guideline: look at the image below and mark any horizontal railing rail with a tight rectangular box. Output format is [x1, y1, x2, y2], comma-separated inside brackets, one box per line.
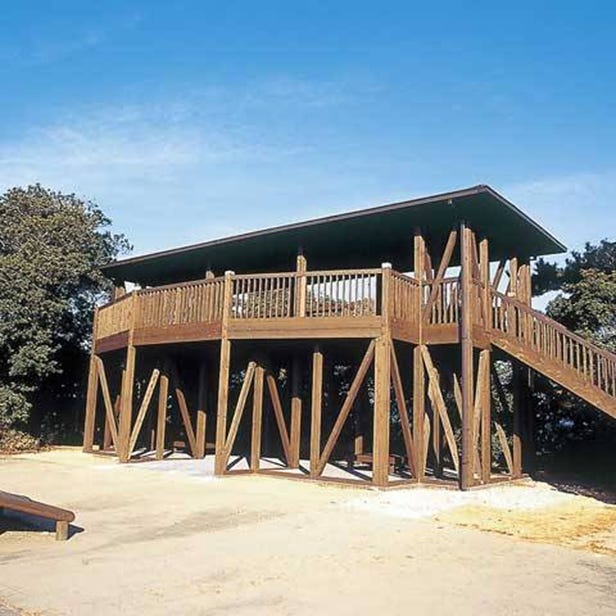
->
[96, 292, 134, 338]
[136, 278, 225, 328]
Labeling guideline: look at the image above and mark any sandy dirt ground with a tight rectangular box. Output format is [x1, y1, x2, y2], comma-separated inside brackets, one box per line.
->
[1, 449, 615, 616]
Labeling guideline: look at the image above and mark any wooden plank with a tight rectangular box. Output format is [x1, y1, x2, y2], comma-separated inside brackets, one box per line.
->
[372, 337, 391, 486]
[389, 344, 416, 476]
[316, 340, 376, 476]
[156, 373, 169, 460]
[420, 346, 460, 474]
[512, 362, 523, 478]
[310, 347, 323, 478]
[95, 357, 119, 451]
[221, 362, 256, 467]
[266, 372, 292, 463]
[250, 365, 265, 471]
[127, 369, 160, 455]
[214, 338, 231, 475]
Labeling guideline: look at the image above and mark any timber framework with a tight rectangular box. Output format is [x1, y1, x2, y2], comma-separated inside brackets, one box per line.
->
[82, 185, 616, 489]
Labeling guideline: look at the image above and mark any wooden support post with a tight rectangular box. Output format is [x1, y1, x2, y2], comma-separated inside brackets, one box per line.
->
[250, 365, 265, 471]
[289, 356, 302, 468]
[413, 231, 426, 481]
[460, 222, 475, 489]
[480, 349, 492, 483]
[432, 401, 442, 477]
[214, 339, 231, 475]
[83, 356, 99, 453]
[214, 271, 234, 476]
[55, 520, 69, 541]
[195, 361, 207, 459]
[479, 239, 490, 331]
[372, 336, 391, 487]
[83, 307, 100, 453]
[156, 372, 168, 460]
[310, 346, 323, 478]
[118, 344, 136, 463]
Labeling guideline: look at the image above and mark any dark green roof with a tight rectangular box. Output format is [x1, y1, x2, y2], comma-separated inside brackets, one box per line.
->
[104, 184, 566, 286]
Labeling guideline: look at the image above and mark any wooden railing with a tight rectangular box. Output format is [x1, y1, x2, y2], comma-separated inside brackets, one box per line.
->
[491, 290, 616, 398]
[136, 278, 225, 328]
[96, 293, 134, 338]
[305, 269, 381, 318]
[390, 271, 420, 322]
[231, 273, 294, 319]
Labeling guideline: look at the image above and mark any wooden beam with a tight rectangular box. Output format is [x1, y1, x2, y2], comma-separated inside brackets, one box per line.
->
[422, 230, 457, 321]
[169, 364, 198, 457]
[83, 353, 99, 453]
[390, 344, 416, 476]
[127, 369, 160, 456]
[250, 365, 265, 471]
[373, 337, 391, 487]
[118, 345, 136, 462]
[289, 356, 302, 468]
[479, 349, 492, 483]
[221, 362, 256, 468]
[266, 372, 292, 463]
[495, 422, 514, 475]
[316, 340, 376, 476]
[492, 259, 506, 291]
[310, 347, 323, 478]
[214, 339, 231, 475]
[194, 361, 208, 459]
[413, 231, 426, 482]
[413, 345, 426, 481]
[95, 357, 119, 451]
[156, 372, 168, 460]
[420, 346, 459, 474]
[512, 362, 523, 478]
[459, 223, 474, 489]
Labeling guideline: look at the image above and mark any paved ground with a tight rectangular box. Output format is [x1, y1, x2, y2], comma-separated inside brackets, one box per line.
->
[1, 449, 615, 615]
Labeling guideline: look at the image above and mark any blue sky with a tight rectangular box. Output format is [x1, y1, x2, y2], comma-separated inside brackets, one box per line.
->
[1, 1, 615, 262]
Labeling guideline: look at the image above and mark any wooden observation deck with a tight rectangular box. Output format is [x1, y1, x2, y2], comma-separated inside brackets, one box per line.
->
[83, 185, 616, 489]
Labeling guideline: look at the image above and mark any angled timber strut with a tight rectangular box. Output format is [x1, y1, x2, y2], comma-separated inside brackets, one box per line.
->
[82, 184, 615, 489]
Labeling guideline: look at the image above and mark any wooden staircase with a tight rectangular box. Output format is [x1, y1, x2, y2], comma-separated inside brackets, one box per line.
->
[490, 290, 616, 419]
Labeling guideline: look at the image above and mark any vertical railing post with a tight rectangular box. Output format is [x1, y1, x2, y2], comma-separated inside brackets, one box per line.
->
[380, 263, 392, 325]
[295, 254, 307, 317]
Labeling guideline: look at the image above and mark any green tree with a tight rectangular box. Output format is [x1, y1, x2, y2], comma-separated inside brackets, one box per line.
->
[532, 240, 616, 480]
[0, 184, 129, 437]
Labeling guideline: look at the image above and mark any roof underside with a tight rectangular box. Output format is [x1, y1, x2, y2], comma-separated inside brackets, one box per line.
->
[104, 185, 566, 286]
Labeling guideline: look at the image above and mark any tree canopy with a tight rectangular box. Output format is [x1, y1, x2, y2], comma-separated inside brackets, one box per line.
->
[0, 185, 129, 433]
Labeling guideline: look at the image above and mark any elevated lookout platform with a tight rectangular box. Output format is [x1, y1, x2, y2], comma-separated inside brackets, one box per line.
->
[83, 185, 616, 490]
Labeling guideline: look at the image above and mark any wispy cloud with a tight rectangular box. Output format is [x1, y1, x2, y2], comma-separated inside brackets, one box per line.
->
[505, 170, 616, 254]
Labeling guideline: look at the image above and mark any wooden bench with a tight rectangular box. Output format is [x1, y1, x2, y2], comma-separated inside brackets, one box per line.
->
[0, 490, 75, 540]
